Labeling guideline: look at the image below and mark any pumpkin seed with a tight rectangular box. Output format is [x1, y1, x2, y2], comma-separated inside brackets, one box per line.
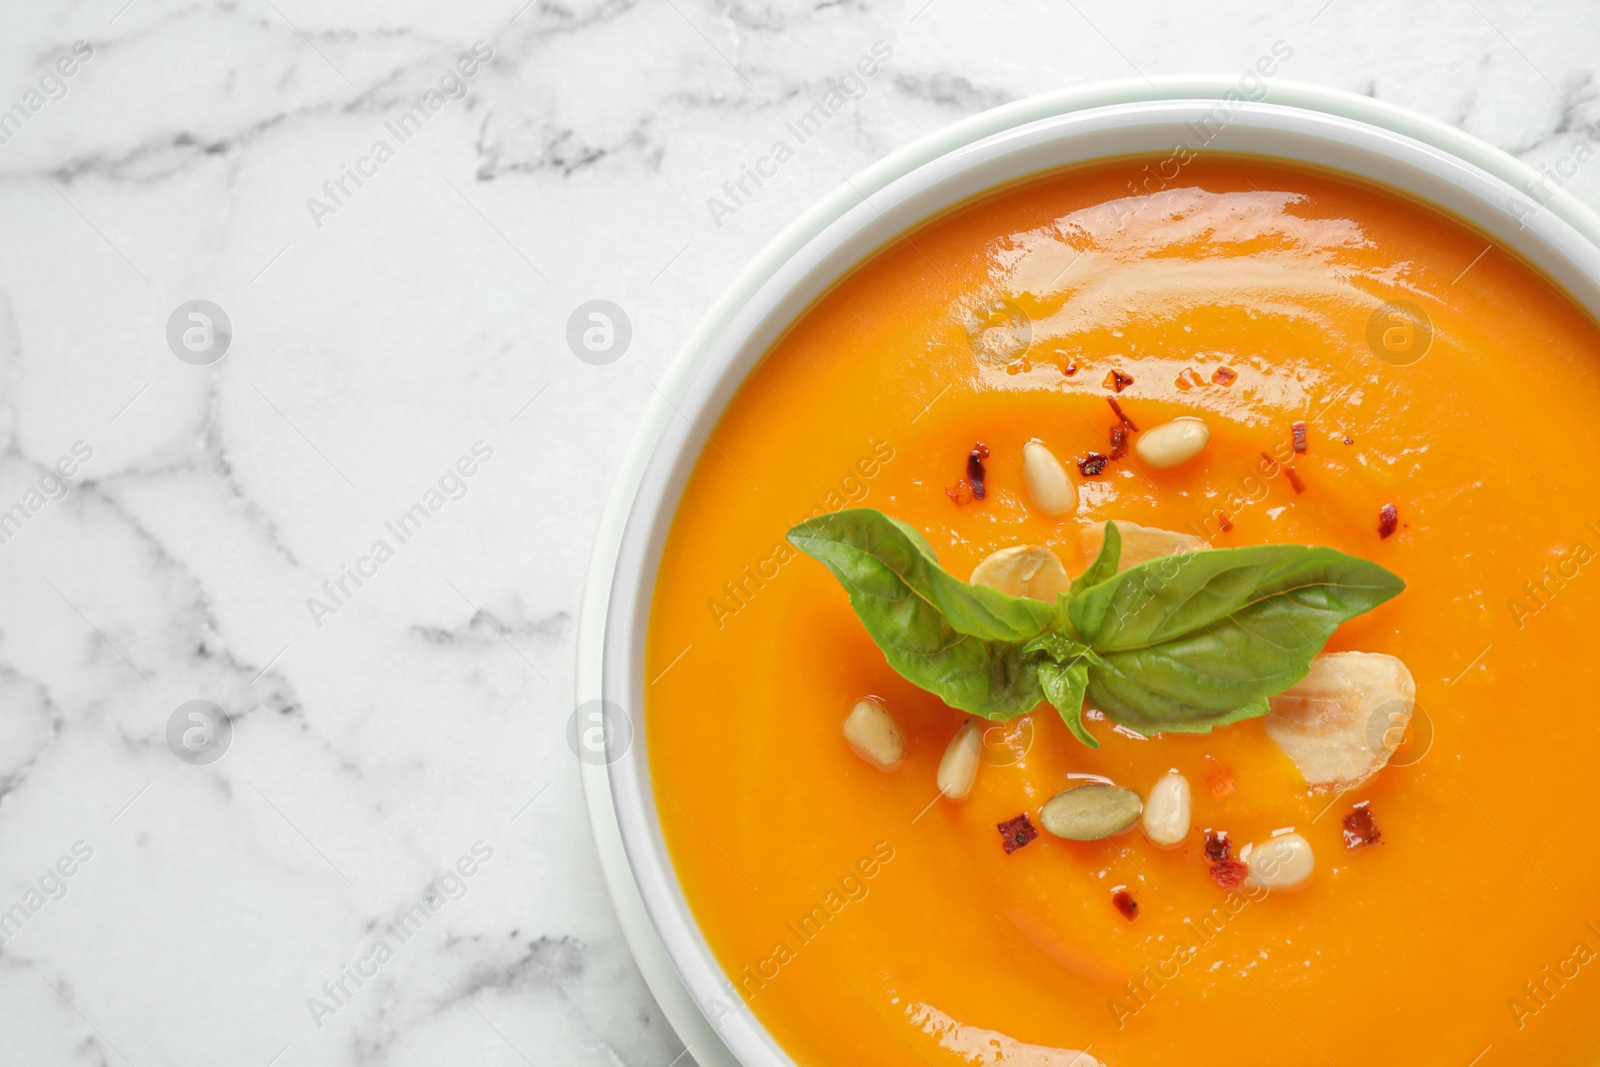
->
[1039, 784, 1143, 841]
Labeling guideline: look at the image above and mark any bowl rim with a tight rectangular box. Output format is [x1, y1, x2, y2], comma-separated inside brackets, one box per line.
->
[576, 77, 1600, 1067]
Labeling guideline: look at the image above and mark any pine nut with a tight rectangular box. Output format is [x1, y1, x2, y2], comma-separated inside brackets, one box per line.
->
[1245, 831, 1315, 889]
[842, 698, 904, 769]
[937, 721, 981, 800]
[1134, 417, 1211, 469]
[1141, 771, 1191, 847]
[970, 544, 1071, 602]
[1023, 440, 1076, 514]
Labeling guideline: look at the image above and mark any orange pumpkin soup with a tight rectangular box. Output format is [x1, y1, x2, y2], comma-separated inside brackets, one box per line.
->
[645, 157, 1600, 1066]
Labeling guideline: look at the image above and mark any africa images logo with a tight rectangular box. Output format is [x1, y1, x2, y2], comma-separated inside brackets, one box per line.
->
[166, 300, 232, 365]
[166, 700, 233, 765]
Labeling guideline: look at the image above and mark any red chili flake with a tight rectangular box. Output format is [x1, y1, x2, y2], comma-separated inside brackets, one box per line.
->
[1109, 424, 1129, 460]
[945, 480, 975, 506]
[1112, 888, 1139, 921]
[1260, 450, 1279, 474]
[1062, 363, 1079, 377]
[998, 813, 1038, 854]
[1103, 369, 1134, 392]
[1378, 503, 1399, 539]
[1217, 510, 1234, 533]
[1291, 420, 1308, 454]
[1105, 397, 1139, 432]
[1212, 366, 1238, 386]
[1343, 435, 1354, 445]
[967, 443, 989, 501]
[1204, 756, 1235, 802]
[1077, 452, 1109, 477]
[1210, 857, 1250, 888]
[1343, 801, 1383, 851]
[1203, 829, 1232, 862]
[1285, 467, 1307, 494]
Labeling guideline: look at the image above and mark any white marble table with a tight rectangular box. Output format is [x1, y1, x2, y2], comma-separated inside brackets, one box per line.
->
[0, 1, 1593, 1064]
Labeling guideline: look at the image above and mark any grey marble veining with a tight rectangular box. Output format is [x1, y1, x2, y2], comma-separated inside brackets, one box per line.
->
[0, 1, 1594, 1064]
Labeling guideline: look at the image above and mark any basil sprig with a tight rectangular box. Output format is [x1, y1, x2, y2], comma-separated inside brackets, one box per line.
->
[787, 509, 1404, 747]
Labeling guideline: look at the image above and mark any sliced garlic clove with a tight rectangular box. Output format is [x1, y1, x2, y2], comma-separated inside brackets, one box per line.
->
[970, 545, 1071, 602]
[1078, 519, 1210, 572]
[842, 698, 904, 770]
[1264, 651, 1416, 793]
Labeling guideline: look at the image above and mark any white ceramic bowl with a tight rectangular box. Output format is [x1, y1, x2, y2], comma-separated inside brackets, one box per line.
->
[577, 78, 1600, 1067]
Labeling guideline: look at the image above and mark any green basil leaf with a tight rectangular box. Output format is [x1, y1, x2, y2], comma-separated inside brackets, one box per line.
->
[1021, 629, 1100, 747]
[1069, 544, 1405, 732]
[787, 509, 1052, 716]
[790, 508, 1405, 742]
[789, 509, 1055, 643]
[1038, 657, 1095, 748]
[1068, 519, 1122, 600]
[1086, 668, 1270, 736]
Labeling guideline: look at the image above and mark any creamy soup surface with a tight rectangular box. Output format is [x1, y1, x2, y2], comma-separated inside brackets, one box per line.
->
[645, 157, 1600, 1067]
